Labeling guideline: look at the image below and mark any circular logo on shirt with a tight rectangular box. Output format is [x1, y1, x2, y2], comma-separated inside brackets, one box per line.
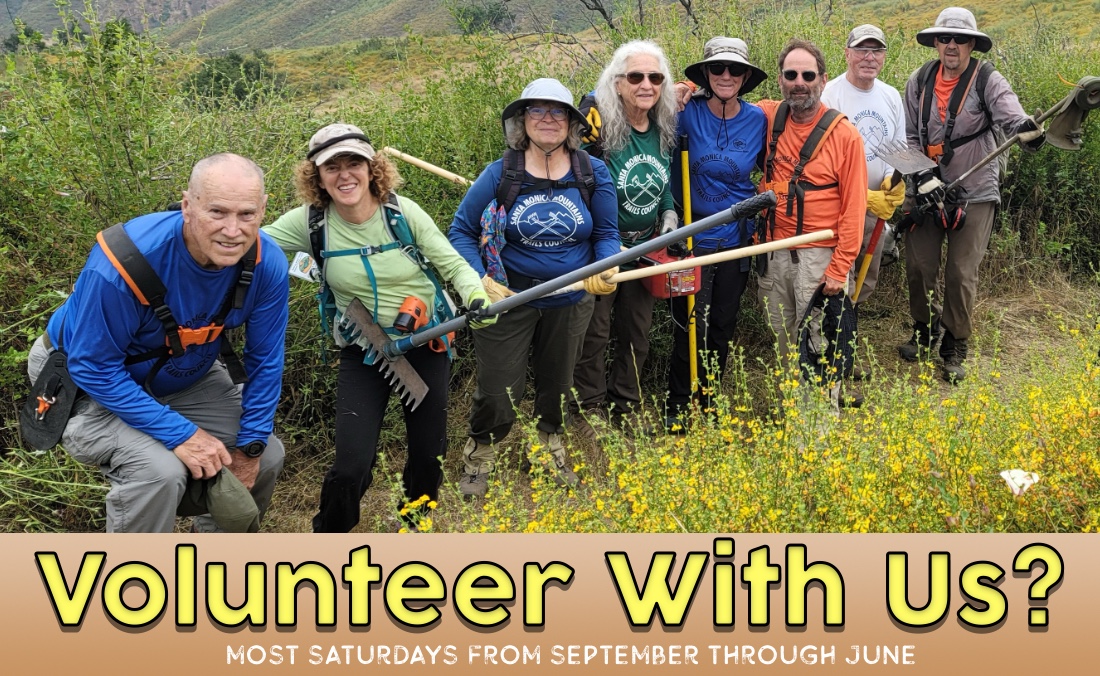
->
[692, 154, 743, 203]
[511, 193, 583, 248]
[852, 109, 890, 162]
[617, 153, 669, 216]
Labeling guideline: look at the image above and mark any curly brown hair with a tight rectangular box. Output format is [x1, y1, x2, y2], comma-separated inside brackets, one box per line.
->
[293, 152, 404, 208]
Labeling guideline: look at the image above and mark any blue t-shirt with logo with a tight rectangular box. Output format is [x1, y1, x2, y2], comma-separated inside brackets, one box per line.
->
[448, 155, 620, 308]
[672, 96, 766, 249]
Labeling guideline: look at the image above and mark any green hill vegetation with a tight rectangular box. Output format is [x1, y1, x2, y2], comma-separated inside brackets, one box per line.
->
[1, 2, 1098, 532]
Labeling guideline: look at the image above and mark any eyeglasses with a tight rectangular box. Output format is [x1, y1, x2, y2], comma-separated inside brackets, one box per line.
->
[708, 63, 749, 77]
[782, 69, 819, 82]
[936, 35, 973, 45]
[851, 46, 886, 57]
[525, 105, 569, 121]
[624, 71, 666, 85]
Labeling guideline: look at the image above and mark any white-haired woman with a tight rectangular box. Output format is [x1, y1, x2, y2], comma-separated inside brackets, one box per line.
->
[448, 78, 620, 497]
[570, 40, 679, 436]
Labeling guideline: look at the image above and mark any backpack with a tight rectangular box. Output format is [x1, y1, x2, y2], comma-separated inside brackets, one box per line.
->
[494, 147, 596, 213]
[761, 101, 847, 241]
[307, 193, 456, 357]
[95, 212, 256, 392]
[915, 58, 1006, 177]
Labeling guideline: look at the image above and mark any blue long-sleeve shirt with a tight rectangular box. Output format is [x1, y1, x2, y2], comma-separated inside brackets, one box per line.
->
[448, 155, 620, 308]
[671, 96, 767, 249]
[46, 211, 290, 450]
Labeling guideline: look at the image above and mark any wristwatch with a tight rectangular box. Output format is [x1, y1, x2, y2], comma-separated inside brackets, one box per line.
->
[239, 440, 266, 458]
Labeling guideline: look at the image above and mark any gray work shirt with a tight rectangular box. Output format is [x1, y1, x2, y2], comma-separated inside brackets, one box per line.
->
[904, 59, 1030, 204]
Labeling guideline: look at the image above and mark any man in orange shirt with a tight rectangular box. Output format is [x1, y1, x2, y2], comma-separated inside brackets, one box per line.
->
[756, 40, 868, 406]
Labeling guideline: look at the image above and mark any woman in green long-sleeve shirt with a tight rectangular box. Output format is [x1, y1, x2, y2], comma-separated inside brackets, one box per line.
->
[264, 123, 490, 532]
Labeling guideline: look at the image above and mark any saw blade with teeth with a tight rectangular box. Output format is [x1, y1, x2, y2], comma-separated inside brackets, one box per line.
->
[342, 298, 430, 411]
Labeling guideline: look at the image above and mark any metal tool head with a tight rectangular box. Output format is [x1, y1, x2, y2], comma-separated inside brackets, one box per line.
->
[1045, 75, 1100, 151]
[341, 298, 430, 411]
[871, 139, 937, 175]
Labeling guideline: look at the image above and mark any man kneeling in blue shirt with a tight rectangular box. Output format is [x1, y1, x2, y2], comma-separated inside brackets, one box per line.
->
[26, 153, 290, 532]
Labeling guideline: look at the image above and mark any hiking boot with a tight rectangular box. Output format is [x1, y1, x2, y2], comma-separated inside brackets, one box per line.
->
[939, 331, 968, 383]
[846, 364, 871, 382]
[529, 430, 578, 487]
[840, 391, 864, 409]
[460, 438, 493, 498]
[897, 321, 941, 362]
[569, 406, 608, 442]
[459, 471, 489, 498]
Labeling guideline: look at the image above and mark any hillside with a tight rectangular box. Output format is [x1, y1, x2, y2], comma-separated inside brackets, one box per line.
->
[5, 0, 1096, 50]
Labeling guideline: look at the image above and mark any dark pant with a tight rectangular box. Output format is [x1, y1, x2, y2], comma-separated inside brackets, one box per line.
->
[572, 279, 657, 417]
[666, 251, 750, 416]
[468, 296, 594, 444]
[312, 344, 450, 533]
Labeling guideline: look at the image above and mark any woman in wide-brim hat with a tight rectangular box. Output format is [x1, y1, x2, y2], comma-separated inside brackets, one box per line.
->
[915, 7, 993, 53]
[263, 122, 491, 532]
[447, 77, 621, 497]
[664, 36, 769, 430]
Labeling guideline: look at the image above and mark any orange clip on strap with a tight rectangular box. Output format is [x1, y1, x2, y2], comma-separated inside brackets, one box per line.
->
[171, 324, 225, 351]
[925, 143, 944, 163]
[428, 331, 456, 354]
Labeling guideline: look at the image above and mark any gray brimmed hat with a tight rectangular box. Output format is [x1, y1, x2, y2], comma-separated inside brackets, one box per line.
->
[501, 78, 589, 136]
[847, 24, 886, 48]
[683, 37, 767, 96]
[916, 7, 992, 53]
[307, 123, 376, 166]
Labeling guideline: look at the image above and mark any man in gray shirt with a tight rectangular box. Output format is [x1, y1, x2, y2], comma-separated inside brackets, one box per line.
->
[899, 7, 1043, 382]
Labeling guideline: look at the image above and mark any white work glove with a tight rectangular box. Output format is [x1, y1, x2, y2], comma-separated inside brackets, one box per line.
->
[659, 209, 679, 236]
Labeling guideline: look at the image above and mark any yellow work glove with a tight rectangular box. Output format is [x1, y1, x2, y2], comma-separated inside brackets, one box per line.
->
[466, 289, 497, 330]
[866, 176, 905, 221]
[481, 275, 515, 304]
[882, 175, 905, 211]
[582, 107, 602, 144]
[582, 266, 618, 295]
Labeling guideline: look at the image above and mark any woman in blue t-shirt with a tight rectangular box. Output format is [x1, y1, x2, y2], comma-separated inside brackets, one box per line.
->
[448, 78, 620, 497]
[666, 37, 768, 428]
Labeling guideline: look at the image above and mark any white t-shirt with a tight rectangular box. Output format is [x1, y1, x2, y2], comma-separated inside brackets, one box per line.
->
[822, 75, 906, 188]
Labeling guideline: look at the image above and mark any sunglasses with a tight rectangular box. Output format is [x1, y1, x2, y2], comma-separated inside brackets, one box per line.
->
[707, 63, 749, 77]
[935, 35, 973, 45]
[851, 46, 886, 57]
[782, 69, 820, 82]
[525, 105, 569, 121]
[624, 71, 666, 85]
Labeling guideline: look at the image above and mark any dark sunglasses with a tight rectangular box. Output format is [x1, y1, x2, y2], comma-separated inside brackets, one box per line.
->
[624, 71, 666, 85]
[935, 34, 973, 45]
[782, 69, 819, 82]
[707, 63, 749, 77]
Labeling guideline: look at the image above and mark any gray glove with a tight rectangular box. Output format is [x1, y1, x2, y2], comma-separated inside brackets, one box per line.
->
[659, 210, 679, 236]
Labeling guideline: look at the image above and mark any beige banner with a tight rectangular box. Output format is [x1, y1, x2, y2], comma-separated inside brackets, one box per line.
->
[0, 534, 1091, 673]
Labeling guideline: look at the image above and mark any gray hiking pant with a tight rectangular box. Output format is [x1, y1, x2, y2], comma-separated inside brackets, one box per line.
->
[27, 336, 284, 533]
[465, 295, 594, 470]
[904, 201, 995, 340]
[850, 212, 887, 303]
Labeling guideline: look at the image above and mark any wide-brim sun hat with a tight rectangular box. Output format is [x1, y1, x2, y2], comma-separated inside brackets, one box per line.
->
[916, 7, 993, 53]
[307, 123, 376, 166]
[683, 37, 767, 96]
[501, 78, 589, 137]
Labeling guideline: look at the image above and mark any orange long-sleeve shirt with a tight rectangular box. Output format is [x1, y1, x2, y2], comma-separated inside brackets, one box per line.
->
[758, 100, 868, 283]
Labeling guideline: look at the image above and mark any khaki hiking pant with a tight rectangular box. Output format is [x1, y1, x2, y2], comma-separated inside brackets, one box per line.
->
[757, 246, 843, 411]
[904, 201, 996, 340]
[27, 336, 284, 533]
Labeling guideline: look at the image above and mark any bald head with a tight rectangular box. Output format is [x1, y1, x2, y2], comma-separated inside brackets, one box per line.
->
[187, 153, 266, 198]
[181, 153, 268, 270]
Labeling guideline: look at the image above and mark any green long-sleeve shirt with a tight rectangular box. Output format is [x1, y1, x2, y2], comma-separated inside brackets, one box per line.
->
[263, 196, 482, 331]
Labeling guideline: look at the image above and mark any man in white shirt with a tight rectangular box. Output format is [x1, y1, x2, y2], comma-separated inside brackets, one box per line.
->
[821, 23, 905, 385]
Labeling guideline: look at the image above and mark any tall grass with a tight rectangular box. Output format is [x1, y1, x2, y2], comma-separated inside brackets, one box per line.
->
[1, 1, 1097, 532]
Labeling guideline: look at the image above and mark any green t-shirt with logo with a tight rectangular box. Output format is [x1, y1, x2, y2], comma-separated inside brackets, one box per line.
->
[586, 124, 673, 240]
